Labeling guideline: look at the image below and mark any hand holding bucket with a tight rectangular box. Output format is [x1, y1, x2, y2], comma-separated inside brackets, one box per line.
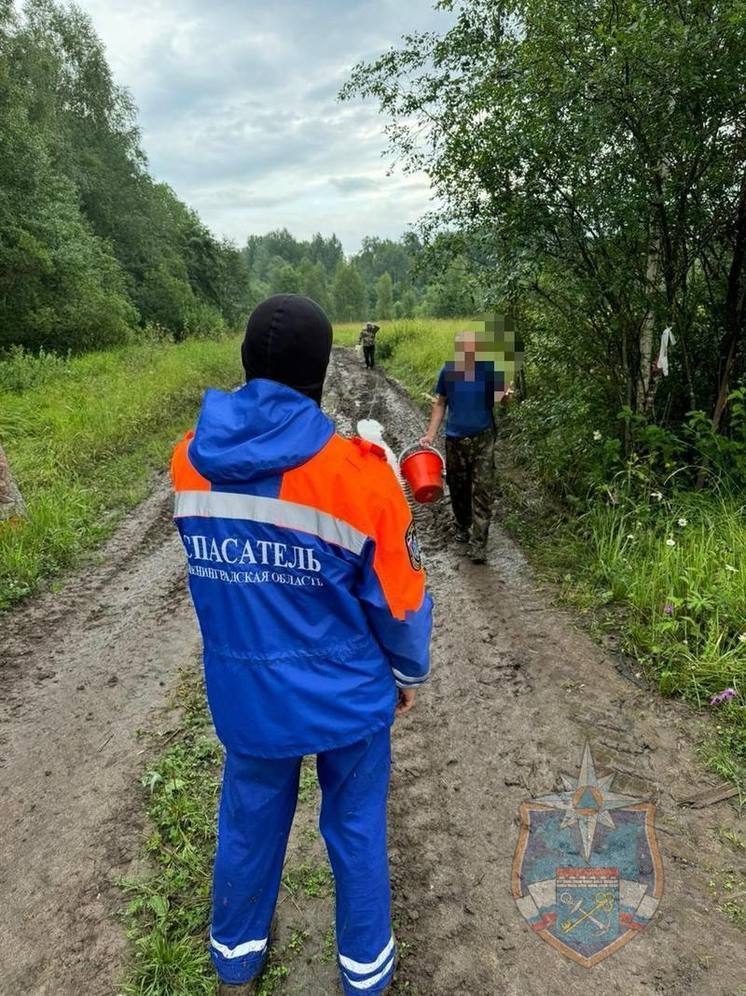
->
[399, 443, 444, 504]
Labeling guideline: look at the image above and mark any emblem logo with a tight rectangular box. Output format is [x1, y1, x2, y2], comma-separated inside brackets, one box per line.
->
[405, 520, 422, 571]
[512, 743, 663, 967]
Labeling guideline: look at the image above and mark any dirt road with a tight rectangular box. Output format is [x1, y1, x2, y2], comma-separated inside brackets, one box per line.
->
[1, 349, 744, 995]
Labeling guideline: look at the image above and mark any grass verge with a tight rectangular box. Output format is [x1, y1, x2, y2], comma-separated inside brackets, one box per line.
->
[499, 475, 746, 795]
[121, 671, 221, 995]
[0, 334, 243, 608]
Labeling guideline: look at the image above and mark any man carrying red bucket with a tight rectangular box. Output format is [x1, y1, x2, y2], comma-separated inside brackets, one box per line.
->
[419, 330, 512, 563]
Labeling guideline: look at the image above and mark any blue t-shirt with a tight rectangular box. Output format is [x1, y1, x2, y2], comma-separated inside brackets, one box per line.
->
[435, 361, 502, 438]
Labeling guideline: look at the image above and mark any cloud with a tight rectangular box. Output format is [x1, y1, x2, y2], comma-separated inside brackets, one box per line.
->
[67, 0, 451, 252]
[329, 176, 381, 194]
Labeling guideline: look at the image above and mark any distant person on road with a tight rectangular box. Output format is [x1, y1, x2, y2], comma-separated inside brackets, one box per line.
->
[171, 294, 432, 996]
[359, 321, 380, 368]
[420, 330, 512, 564]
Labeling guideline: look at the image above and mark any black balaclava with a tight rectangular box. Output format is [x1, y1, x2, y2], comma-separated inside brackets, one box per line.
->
[241, 294, 333, 405]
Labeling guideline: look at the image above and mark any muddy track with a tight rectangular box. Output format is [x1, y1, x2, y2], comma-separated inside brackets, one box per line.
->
[0, 485, 201, 995]
[1, 349, 744, 996]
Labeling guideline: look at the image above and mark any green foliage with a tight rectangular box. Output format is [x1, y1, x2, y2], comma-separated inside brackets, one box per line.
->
[0, 345, 71, 393]
[344, 0, 746, 449]
[701, 706, 746, 794]
[268, 259, 301, 295]
[299, 258, 332, 315]
[333, 261, 367, 322]
[0, 334, 242, 607]
[354, 236, 426, 299]
[399, 288, 418, 319]
[418, 256, 479, 318]
[0, 79, 137, 352]
[500, 465, 746, 788]
[242, 229, 447, 324]
[375, 272, 394, 319]
[574, 489, 746, 701]
[0, 1, 251, 352]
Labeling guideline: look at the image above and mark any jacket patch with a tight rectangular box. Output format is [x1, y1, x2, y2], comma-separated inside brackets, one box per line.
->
[406, 520, 422, 571]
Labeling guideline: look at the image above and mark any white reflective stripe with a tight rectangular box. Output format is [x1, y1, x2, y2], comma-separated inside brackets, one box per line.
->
[396, 679, 426, 690]
[174, 490, 368, 555]
[210, 934, 267, 959]
[392, 668, 429, 685]
[344, 955, 396, 990]
[339, 935, 395, 976]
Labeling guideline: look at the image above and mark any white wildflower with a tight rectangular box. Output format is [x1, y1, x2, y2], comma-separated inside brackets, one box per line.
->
[593, 430, 602, 441]
[651, 491, 663, 501]
[678, 518, 687, 527]
[666, 538, 676, 547]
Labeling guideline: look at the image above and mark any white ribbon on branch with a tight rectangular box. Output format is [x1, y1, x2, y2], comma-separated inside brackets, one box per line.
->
[655, 326, 676, 377]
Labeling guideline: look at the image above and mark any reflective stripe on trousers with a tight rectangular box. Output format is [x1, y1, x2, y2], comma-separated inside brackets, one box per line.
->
[210, 727, 395, 993]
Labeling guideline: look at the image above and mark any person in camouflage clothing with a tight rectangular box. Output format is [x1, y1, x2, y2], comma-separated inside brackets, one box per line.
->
[420, 331, 512, 563]
[442, 429, 495, 558]
[359, 322, 380, 368]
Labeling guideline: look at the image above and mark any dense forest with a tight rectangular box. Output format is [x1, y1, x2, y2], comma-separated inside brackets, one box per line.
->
[0, 0, 474, 358]
[241, 229, 478, 322]
[0, 0, 256, 353]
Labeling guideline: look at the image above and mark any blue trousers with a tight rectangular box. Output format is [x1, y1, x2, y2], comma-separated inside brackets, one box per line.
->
[210, 726, 396, 994]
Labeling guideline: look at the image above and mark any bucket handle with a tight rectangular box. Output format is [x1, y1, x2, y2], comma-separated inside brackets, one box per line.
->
[398, 441, 445, 470]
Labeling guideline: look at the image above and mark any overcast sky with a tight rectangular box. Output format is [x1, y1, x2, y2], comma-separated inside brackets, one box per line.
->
[70, 0, 451, 254]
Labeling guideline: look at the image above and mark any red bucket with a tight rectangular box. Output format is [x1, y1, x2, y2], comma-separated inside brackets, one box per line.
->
[399, 445, 445, 504]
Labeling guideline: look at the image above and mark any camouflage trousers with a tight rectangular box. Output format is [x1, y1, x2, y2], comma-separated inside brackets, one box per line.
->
[445, 428, 495, 552]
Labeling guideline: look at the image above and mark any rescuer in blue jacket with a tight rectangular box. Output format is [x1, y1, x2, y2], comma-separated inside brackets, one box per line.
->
[171, 294, 433, 995]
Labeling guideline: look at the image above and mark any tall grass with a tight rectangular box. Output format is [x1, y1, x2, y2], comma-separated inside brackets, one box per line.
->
[0, 336, 242, 607]
[559, 488, 746, 789]
[579, 490, 746, 699]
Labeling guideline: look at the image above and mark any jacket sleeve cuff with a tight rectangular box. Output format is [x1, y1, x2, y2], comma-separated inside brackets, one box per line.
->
[393, 668, 430, 690]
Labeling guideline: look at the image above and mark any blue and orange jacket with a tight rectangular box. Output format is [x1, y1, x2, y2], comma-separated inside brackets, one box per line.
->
[171, 378, 433, 758]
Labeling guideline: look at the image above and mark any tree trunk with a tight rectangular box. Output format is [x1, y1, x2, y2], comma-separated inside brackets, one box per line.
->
[0, 443, 26, 521]
[711, 169, 746, 433]
[637, 235, 662, 415]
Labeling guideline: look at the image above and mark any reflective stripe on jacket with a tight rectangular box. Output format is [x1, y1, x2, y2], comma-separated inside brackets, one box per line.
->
[171, 377, 432, 757]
